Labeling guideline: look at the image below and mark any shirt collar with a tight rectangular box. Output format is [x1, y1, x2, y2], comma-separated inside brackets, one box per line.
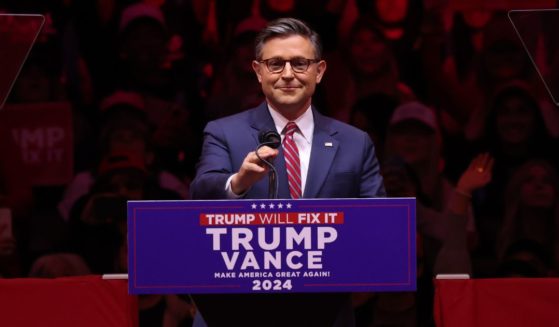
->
[267, 104, 313, 144]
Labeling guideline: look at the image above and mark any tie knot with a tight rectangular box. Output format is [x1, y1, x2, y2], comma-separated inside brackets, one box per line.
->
[284, 122, 298, 137]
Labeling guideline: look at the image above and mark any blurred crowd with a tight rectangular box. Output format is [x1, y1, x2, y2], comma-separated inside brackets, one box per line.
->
[1, 0, 559, 326]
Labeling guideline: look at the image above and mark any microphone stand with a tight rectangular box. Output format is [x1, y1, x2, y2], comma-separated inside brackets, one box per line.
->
[268, 168, 277, 199]
[255, 142, 279, 199]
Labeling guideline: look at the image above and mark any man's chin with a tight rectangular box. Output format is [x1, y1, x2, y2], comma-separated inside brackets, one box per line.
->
[273, 96, 300, 105]
[269, 98, 310, 113]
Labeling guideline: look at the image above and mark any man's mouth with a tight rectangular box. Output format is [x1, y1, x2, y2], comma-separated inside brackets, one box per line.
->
[277, 85, 300, 90]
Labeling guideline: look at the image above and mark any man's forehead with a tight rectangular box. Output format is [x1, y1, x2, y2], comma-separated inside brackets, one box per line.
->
[260, 35, 315, 57]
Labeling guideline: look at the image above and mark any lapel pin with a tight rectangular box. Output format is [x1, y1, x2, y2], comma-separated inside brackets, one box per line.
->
[324, 142, 333, 147]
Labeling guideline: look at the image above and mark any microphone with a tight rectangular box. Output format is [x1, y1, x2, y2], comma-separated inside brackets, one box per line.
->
[258, 130, 281, 149]
[256, 130, 281, 198]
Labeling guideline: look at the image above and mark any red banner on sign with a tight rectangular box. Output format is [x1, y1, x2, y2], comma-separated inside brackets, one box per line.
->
[199, 212, 345, 226]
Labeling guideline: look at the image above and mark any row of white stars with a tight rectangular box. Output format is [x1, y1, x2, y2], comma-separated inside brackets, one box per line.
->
[250, 203, 293, 209]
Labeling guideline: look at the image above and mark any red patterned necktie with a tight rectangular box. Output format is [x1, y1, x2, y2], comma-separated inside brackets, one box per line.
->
[283, 122, 302, 199]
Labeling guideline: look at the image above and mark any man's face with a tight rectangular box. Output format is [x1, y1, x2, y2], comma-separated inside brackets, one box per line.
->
[252, 35, 326, 118]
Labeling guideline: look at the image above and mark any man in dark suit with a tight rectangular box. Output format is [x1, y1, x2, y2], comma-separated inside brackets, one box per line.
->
[190, 17, 385, 327]
[191, 18, 385, 200]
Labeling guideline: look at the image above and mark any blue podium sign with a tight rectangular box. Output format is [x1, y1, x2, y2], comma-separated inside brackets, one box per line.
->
[128, 198, 416, 294]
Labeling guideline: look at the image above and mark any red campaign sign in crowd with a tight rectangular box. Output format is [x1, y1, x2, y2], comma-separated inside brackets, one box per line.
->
[0, 102, 73, 185]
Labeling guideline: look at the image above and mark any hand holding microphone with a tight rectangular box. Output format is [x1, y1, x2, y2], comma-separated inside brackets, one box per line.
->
[257, 130, 281, 149]
[230, 130, 281, 195]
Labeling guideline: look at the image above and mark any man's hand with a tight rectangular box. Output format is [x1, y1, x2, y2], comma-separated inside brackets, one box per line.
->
[231, 146, 279, 194]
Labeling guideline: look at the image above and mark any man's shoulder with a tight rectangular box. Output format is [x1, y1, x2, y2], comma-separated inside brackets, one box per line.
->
[209, 108, 254, 126]
[204, 107, 260, 134]
[316, 111, 368, 138]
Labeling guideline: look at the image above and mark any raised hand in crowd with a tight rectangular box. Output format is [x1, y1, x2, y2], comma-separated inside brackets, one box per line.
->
[450, 153, 494, 215]
[434, 153, 494, 275]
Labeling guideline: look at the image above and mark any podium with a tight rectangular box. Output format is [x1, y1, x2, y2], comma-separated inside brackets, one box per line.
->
[128, 198, 415, 326]
[192, 292, 350, 326]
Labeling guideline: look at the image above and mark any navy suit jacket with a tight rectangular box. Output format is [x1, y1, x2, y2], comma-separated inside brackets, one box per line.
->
[191, 102, 385, 199]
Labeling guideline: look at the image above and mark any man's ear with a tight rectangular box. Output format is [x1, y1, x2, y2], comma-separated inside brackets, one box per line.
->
[315, 60, 327, 84]
[252, 60, 263, 83]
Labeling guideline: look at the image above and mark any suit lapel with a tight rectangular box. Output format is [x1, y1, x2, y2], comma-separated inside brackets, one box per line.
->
[304, 109, 338, 198]
[249, 102, 275, 144]
[249, 103, 290, 198]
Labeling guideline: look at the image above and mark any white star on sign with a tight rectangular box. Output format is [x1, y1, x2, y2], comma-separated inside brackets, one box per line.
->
[260, 203, 266, 209]
[269, 203, 275, 209]
[251, 203, 257, 209]
[286, 203, 292, 209]
[277, 203, 283, 209]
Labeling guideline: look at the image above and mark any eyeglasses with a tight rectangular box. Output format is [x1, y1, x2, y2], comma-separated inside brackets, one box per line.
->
[258, 57, 320, 73]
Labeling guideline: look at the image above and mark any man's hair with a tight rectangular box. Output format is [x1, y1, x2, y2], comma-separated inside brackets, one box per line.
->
[254, 18, 322, 60]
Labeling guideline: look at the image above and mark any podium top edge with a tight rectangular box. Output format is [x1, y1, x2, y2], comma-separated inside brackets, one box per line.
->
[127, 197, 417, 203]
[102, 274, 129, 280]
[0, 14, 45, 17]
[436, 274, 471, 280]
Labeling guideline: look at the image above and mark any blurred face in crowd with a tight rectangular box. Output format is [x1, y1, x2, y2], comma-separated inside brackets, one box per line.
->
[107, 171, 145, 200]
[120, 20, 168, 86]
[109, 128, 148, 156]
[484, 40, 526, 81]
[253, 35, 326, 119]
[381, 159, 416, 197]
[520, 164, 556, 209]
[107, 125, 156, 166]
[351, 111, 380, 146]
[153, 106, 192, 149]
[463, 9, 492, 29]
[375, 0, 408, 23]
[234, 40, 257, 74]
[388, 121, 435, 165]
[13, 64, 51, 102]
[496, 95, 535, 145]
[350, 28, 390, 76]
[265, 0, 294, 13]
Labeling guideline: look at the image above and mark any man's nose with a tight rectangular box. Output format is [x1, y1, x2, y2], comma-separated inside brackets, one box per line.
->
[281, 62, 295, 78]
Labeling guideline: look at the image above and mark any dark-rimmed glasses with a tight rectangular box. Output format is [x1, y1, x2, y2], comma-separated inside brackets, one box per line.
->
[258, 57, 320, 73]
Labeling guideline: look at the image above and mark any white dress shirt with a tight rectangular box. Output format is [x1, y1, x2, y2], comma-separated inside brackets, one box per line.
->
[268, 104, 313, 195]
[225, 105, 314, 197]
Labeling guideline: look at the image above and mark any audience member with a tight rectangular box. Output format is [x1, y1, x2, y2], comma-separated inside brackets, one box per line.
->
[28, 253, 90, 277]
[497, 160, 559, 273]
[471, 82, 558, 275]
[58, 91, 188, 222]
[497, 239, 552, 277]
[350, 92, 400, 159]
[205, 16, 266, 120]
[356, 0, 426, 96]
[323, 17, 414, 122]
[68, 150, 181, 274]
